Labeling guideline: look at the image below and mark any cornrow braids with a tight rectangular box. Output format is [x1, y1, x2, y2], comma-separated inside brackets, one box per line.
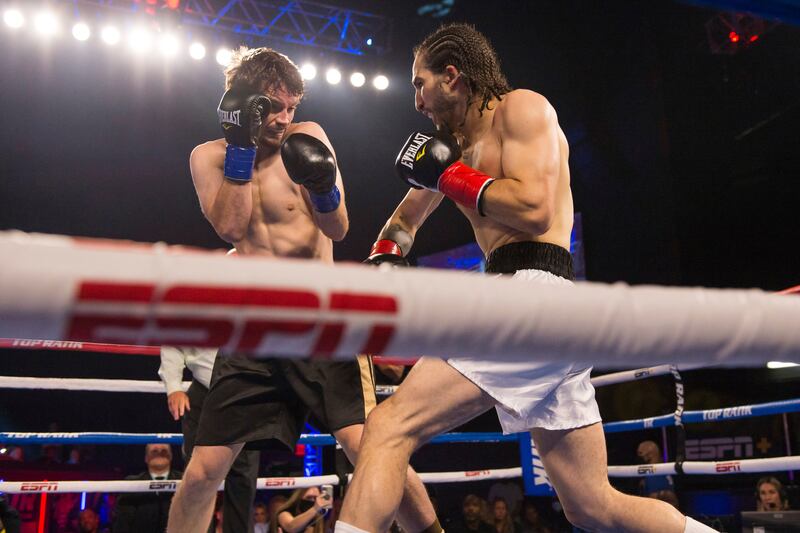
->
[414, 23, 511, 114]
[224, 46, 304, 97]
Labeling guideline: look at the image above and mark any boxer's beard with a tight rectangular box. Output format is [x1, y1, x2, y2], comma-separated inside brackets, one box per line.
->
[430, 90, 460, 130]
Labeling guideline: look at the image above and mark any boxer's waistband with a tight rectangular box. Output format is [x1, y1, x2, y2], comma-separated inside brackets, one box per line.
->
[485, 241, 575, 280]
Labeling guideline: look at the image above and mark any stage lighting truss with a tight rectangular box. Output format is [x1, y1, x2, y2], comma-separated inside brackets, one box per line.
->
[66, 0, 392, 57]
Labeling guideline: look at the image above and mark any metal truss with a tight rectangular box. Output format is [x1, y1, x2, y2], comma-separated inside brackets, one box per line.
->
[68, 0, 392, 56]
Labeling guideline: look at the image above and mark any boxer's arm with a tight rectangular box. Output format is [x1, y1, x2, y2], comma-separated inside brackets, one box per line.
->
[291, 122, 349, 241]
[190, 141, 253, 243]
[375, 187, 444, 256]
[480, 90, 561, 234]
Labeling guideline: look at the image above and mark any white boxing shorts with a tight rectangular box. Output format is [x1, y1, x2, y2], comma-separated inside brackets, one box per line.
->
[447, 268, 602, 433]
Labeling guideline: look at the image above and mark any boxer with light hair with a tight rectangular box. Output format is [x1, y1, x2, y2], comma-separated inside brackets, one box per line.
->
[167, 46, 438, 533]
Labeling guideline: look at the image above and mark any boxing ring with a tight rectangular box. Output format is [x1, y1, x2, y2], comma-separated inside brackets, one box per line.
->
[1, 232, 799, 509]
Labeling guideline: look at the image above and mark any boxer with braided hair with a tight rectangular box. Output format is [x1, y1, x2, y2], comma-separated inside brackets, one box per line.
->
[339, 23, 718, 533]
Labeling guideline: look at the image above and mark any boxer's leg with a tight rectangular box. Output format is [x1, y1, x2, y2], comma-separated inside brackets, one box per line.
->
[338, 357, 496, 533]
[531, 424, 709, 533]
[168, 443, 244, 533]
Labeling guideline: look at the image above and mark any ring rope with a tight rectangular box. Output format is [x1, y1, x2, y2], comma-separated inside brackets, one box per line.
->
[3, 398, 798, 444]
[2, 232, 799, 366]
[0, 338, 414, 367]
[0, 431, 519, 446]
[4, 455, 800, 495]
[0, 363, 709, 395]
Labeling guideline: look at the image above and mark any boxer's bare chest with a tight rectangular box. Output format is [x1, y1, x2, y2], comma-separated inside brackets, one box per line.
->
[239, 154, 327, 258]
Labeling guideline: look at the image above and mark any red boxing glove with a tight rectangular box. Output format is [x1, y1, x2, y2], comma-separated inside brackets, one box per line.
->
[438, 162, 494, 215]
[364, 239, 409, 267]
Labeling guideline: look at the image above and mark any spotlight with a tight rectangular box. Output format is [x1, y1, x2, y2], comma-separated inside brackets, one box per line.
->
[767, 361, 799, 369]
[3, 9, 24, 29]
[101, 26, 120, 45]
[373, 75, 389, 91]
[300, 63, 317, 80]
[325, 68, 341, 85]
[366, 37, 373, 46]
[128, 28, 152, 53]
[34, 11, 59, 36]
[189, 42, 206, 60]
[159, 34, 179, 57]
[350, 72, 366, 87]
[216, 48, 232, 66]
[72, 22, 90, 41]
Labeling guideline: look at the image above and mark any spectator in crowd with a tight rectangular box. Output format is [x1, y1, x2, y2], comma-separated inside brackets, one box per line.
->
[756, 476, 790, 511]
[518, 500, 551, 533]
[488, 481, 524, 519]
[448, 494, 493, 533]
[267, 495, 289, 527]
[271, 487, 332, 533]
[112, 443, 182, 532]
[0, 495, 21, 533]
[78, 508, 107, 533]
[490, 498, 517, 533]
[254, 501, 270, 533]
[0, 444, 24, 462]
[636, 440, 677, 505]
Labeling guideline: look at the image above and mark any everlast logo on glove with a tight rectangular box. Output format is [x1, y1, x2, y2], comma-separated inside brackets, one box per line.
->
[398, 133, 433, 169]
[218, 109, 241, 127]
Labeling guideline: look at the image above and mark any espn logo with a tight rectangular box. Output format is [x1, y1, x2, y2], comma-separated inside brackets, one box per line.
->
[66, 281, 399, 357]
[685, 437, 753, 460]
[149, 481, 177, 491]
[637, 465, 656, 475]
[261, 478, 297, 487]
[715, 461, 742, 473]
[21, 482, 59, 492]
[464, 470, 491, 477]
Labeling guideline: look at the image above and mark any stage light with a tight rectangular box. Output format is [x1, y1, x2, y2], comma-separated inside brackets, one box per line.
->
[189, 42, 206, 60]
[350, 72, 365, 87]
[33, 11, 59, 36]
[300, 63, 317, 80]
[128, 28, 152, 53]
[216, 48, 232, 66]
[325, 68, 341, 85]
[159, 34, 179, 57]
[3, 9, 24, 29]
[101, 26, 120, 45]
[72, 22, 90, 41]
[366, 37, 373, 46]
[373, 75, 389, 90]
[767, 361, 798, 369]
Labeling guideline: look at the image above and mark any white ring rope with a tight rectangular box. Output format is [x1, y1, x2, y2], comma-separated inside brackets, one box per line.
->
[0, 475, 339, 494]
[2, 232, 799, 366]
[3, 456, 800, 494]
[0, 375, 190, 393]
[608, 456, 800, 477]
[0, 364, 703, 395]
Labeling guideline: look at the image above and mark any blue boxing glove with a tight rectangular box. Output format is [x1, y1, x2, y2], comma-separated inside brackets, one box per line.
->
[217, 86, 270, 182]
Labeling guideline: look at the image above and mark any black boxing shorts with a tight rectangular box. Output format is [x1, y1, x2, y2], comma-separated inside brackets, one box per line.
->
[195, 355, 376, 451]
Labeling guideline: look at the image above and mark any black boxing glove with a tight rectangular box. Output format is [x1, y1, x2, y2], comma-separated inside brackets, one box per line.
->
[364, 239, 410, 267]
[395, 129, 494, 215]
[281, 133, 341, 213]
[217, 86, 270, 182]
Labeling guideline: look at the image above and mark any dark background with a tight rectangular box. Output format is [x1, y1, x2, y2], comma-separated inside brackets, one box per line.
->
[2, 0, 799, 287]
[2, 0, 800, 529]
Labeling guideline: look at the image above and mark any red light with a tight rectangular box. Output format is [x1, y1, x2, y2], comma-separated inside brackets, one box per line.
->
[294, 444, 306, 457]
[729, 31, 740, 43]
[749, 34, 759, 42]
